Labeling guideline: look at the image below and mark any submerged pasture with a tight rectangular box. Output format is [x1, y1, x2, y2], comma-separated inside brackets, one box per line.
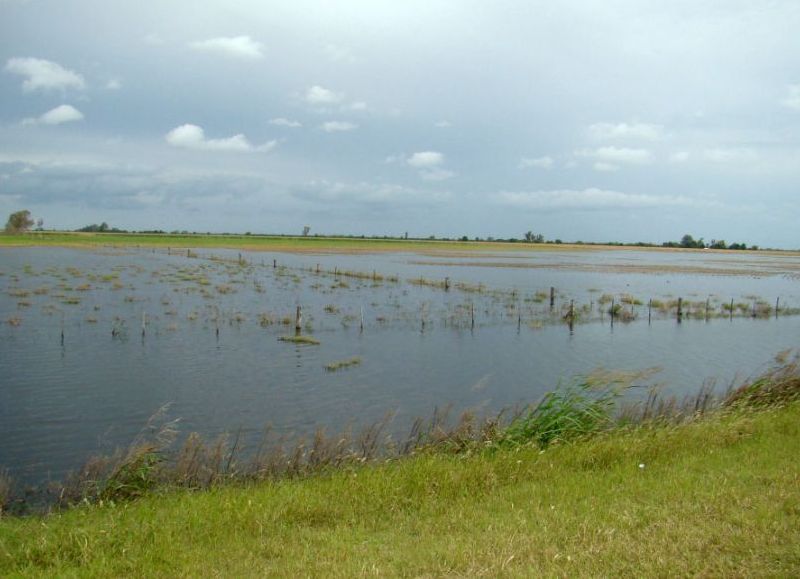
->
[1, 244, 799, 488]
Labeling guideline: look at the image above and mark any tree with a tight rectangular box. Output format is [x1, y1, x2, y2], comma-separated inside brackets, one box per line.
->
[5, 210, 34, 233]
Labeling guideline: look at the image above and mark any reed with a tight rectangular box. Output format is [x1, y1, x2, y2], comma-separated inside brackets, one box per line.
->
[324, 357, 362, 372]
[278, 335, 321, 345]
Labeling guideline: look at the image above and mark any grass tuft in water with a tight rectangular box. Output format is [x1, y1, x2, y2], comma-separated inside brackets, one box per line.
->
[324, 357, 362, 372]
[278, 335, 321, 345]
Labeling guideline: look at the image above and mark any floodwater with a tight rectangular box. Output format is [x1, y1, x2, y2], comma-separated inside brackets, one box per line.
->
[1, 246, 799, 485]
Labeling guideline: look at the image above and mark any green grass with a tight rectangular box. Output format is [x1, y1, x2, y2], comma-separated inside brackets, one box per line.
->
[324, 357, 362, 372]
[277, 334, 320, 345]
[0, 231, 615, 254]
[1, 403, 799, 576]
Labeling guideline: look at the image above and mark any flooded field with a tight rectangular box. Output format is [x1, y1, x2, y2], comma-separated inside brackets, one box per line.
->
[2, 245, 799, 485]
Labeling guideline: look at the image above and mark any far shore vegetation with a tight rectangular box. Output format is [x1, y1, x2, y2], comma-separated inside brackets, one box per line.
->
[1, 209, 792, 253]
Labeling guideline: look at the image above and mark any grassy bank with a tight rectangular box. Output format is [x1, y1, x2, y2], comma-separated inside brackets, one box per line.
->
[2, 389, 799, 575]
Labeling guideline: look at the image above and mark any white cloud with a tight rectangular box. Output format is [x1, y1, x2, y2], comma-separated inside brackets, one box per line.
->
[407, 151, 444, 168]
[496, 188, 710, 211]
[781, 84, 800, 111]
[105, 79, 122, 90]
[165, 124, 275, 152]
[4, 57, 86, 92]
[588, 122, 662, 141]
[189, 36, 264, 59]
[592, 162, 618, 172]
[23, 104, 84, 126]
[519, 156, 553, 169]
[577, 146, 653, 165]
[321, 121, 357, 132]
[269, 117, 302, 128]
[670, 151, 690, 163]
[306, 85, 344, 105]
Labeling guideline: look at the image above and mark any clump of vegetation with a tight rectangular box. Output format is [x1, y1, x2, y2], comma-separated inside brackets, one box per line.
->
[725, 351, 800, 408]
[278, 335, 321, 345]
[324, 357, 362, 372]
[500, 371, 639, 448]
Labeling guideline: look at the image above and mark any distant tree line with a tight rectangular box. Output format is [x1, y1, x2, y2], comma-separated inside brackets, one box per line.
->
[76, 222, 126, 233]
[0, 209, 772, 251]
[660, 234, 756, 251]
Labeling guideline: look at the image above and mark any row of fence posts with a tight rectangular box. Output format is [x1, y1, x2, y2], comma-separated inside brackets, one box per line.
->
[144, 251, 788, 335]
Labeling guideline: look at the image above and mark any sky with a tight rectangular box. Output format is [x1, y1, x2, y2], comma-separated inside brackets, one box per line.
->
[1, 1, 799, 247]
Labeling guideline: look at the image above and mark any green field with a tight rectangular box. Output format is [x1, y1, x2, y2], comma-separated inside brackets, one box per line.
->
[1, 401, 799, 576]
[0, 231, 575, 254]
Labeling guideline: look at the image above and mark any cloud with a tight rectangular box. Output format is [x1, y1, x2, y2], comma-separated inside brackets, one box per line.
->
[405, 152, 454, 180]
[0, 157, 275, 211]
[306, 85, 344, 105]
[291, 179, 451, 207]
[496, 188, 711, 211]
[576, 146, 653, 165]
[781, 84, 800, 111]
[420, 168, 454, 181]
[434, 120, 451, 128]
[407, 151, 444, 168]
[269, 117, 302, 128]
[519, 156, 553, 169]
[189, 36, 264, 59]
[4, 57, 86, 92]
[321, 121, 357, 132]
[588, 122, 662, 141]
[670, 151, 690, 163]
[348, 101, 368, 111]
[23, 104, 84, 126]
[105, 79, 122, 90]
[165, 124, 275, 152]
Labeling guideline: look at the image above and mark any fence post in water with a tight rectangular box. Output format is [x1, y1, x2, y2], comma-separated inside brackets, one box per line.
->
[677, 297, 683, 322]
[273, 259, 277, 268]
[569, 300, 574, 320]
[648, 298, 652, 324]
[471, 303, 475, 329]
[550, 287, 555, 308]
[360, 307, 364, 332]
[187, 249, 190, 258]
[705, 297, 710, 321]
[316, 263, 320, 274]
[776, 297, 780, 318]
[295, 306, 302, 332]
[444, 277, 450, 291]
[730, 298, 734, 321]
[610, 298, 615, 322]
[141, 311, 146, 337]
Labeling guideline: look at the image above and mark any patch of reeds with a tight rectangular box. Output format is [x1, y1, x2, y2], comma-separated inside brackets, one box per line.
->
[278, 335, 321, 345]
[324, 357, 362, 372]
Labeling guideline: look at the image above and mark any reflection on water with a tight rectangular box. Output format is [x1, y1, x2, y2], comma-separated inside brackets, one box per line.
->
[1, 246, 799, 484]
